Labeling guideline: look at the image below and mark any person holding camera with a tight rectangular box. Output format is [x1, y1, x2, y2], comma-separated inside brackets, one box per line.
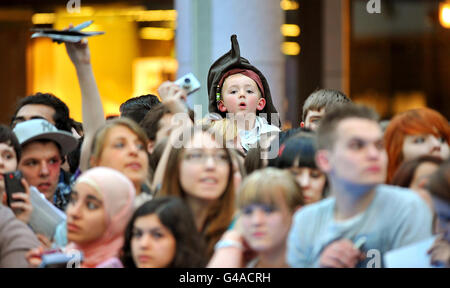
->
[0, 125, 33, 224]
[0, 125, 40, 268]
[12, 119, 78, 211]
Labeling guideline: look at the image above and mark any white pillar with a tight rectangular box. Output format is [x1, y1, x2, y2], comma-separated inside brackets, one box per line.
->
[175, 0, 285, 122]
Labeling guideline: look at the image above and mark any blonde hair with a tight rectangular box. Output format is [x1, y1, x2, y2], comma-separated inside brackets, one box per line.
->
[90, 118, 149, 165]
[237, 168, 303, 213]
[197, 117, 238, 148]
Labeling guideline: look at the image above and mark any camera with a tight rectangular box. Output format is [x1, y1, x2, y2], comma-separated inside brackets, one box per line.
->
[174, 73, 201, 95]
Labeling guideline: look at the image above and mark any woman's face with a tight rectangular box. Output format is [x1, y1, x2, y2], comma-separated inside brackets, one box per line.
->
[402, 134, 449, 163]
[241, 193, 293, 253]
[131, 214, 176, 268]
[0, 143, 18, 203]
[66, 182, 107, 245]
[94, 126, 149, 189]
[409, 161, 440, 209]
[289, 167, 326, 204]
[179, 132, 230, 202]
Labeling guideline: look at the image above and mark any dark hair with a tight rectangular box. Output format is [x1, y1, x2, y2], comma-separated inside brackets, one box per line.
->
[390, 155, 443, 187]
[269, 132, 329, 198]
[22, 139, 63, 160]
[278, 127, 308, 145]
[317, 104, 379, 150]
[139, 103, 172, 142]
[0, 124, 21, 161]
[67, 137, 83, 174]
[427, 160, 450, 203]
[120, 94, 161, 124]
[271, 131, 318, 169]
[140, 103, 195, 142]
[245, 145, 264, 175]
[12, 92, 71, 132]
[302, 89, 351, 121]
[121, 197, 207, 268]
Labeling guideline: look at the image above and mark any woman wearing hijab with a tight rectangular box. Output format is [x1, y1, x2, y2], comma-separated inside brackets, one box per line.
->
[27, 167, 135, 268]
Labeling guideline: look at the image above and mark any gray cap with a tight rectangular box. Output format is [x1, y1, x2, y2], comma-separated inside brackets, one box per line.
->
[13, 119, 78, 155]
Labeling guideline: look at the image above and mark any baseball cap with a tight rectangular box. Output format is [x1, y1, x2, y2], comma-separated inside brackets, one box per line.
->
[13, 119, 78, 155]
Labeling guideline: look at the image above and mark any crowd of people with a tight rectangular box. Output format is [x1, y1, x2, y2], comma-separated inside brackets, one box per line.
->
[0, 34, 449, 268]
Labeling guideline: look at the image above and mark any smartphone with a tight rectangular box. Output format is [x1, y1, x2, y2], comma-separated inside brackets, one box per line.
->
[3, 171, 25, 207]
[174, 73, 201, 95]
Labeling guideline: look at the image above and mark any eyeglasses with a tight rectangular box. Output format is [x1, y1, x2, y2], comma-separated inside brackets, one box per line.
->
[183, 150, 229, 165]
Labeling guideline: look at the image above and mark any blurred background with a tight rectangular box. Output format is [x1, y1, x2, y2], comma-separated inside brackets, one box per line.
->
[0, 0, 449, 127]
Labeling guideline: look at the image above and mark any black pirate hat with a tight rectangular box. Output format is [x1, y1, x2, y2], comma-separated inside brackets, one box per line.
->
[207, 35, 281, 127]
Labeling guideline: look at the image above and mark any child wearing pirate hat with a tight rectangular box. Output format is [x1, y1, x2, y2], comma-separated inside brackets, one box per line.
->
[207, 35, 280, 152]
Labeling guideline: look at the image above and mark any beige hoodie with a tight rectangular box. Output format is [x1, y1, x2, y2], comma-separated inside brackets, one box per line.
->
[0, 205, 40, 268]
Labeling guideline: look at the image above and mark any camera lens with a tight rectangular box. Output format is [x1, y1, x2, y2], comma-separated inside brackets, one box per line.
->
[184, 78, 191, 84]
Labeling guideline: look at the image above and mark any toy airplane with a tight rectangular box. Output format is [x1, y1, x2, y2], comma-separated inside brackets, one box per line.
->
[31, 20, 104, 43]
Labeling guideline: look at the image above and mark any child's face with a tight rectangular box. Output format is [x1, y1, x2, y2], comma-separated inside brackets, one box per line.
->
[304, 108, 325, 131]
[220, 74, 265, 116]
[0, 143, 18, 200]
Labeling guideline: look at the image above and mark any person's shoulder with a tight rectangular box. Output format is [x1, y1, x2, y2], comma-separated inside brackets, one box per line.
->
[293, 197, 334, 222]
[376, 184, 425, 205]
[375, 184, 431, 216]
[0, 204, 39, 245]
[0, 205, 15, 227]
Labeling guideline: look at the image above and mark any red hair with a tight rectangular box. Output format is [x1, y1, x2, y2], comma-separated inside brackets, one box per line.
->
[384, 108, 450, 183]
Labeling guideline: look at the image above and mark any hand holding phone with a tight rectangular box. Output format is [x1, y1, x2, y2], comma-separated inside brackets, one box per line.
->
[4, 171, 26, 207]
[4, 172, 33, 223]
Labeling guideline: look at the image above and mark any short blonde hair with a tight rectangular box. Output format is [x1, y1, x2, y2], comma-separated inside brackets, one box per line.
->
[237, 168, 303, 213]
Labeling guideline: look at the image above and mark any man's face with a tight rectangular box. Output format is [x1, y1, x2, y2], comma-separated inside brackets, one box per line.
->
[324, 118, 387, 186]
[304, 108, 325, 131]
[18, 141, 61, 202]
[12, 104, 56, 128]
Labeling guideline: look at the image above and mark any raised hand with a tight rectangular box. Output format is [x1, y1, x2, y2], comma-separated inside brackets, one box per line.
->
[319, 239, 365, 268]
[158, 81, 188, 103]
[64, 24, 91, 67]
